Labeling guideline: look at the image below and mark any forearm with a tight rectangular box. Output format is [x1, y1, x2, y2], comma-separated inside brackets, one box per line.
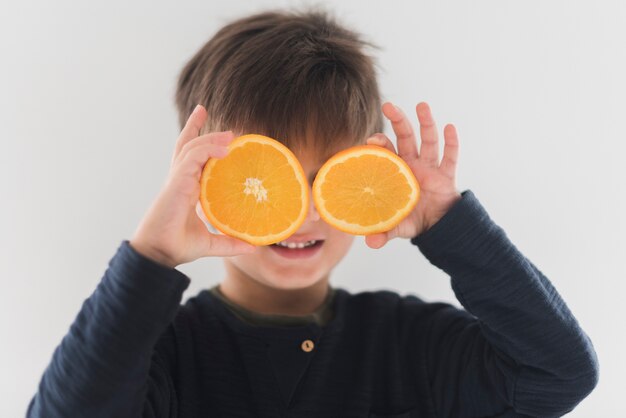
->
[27, 240, 190, 418]
[412, 190, 599, 416]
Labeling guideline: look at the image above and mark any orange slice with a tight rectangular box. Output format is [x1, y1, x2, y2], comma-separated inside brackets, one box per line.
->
[199, 134, 309, 246]
[312, 145, 420, 235]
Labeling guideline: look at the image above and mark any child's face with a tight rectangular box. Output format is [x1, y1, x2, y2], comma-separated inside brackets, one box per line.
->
[222, 145, 356, 291]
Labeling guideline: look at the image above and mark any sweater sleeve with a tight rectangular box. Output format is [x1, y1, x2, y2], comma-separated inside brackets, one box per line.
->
[409, 190, 599, 418]
[27, 240, 190, 418]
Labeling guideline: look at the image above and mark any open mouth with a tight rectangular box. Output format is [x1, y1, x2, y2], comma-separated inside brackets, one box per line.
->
[268, 240, 325, 259]
[271, 239, 323, 249]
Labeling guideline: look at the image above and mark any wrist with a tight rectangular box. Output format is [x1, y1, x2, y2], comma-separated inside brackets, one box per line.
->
[128, 239, 178, 269]
[417, 192, 463, 237]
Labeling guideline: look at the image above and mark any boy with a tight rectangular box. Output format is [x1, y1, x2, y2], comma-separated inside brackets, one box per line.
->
[28, 8, 598, 417]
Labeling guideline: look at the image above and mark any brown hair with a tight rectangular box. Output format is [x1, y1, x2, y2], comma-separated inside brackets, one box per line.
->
[174, 6, 384, 161]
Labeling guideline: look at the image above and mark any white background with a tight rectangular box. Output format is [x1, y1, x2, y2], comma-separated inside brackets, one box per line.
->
[1, 1, 624, 416]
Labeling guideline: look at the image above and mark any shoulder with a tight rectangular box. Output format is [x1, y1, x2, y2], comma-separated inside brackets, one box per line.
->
[341, 287, 450, 311]
[336, 289, 475, 360]
[154, 290, 219, 339]
[339, 288, 464, 328]
[152, 290, 224, 359]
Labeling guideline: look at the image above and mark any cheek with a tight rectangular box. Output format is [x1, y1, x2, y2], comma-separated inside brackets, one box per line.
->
[324, 231, 355, 261]
[226, 252, 265, 276]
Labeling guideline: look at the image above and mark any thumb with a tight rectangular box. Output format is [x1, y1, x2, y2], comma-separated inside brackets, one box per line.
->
[198, 234, 258, 257]
[194, 201, 257, 257]
[365, 232, 389, 249]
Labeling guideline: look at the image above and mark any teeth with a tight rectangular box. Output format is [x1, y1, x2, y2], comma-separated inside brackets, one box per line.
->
[275, 240, 318, 249]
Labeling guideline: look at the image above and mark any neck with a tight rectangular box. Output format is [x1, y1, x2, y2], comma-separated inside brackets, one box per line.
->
[220, 261, 330, 316]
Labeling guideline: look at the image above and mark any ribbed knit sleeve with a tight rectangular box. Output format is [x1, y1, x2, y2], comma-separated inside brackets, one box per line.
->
[410, 190, 599, 417]
[27, 240, 190, 418]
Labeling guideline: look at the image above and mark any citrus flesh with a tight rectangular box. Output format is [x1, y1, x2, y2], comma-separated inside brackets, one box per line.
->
[199, 134, 309, 246]
[312, 145, 420, 235]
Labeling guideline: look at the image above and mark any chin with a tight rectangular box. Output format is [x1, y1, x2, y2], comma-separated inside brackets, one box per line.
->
[260, 267, 326, 291]
[224, 244, 335, 292]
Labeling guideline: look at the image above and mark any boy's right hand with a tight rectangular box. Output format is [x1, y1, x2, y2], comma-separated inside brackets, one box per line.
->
[129, 104, 257, 268]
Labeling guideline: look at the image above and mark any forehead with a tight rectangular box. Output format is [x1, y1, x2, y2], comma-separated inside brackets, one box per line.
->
[293, 138, 363, 170]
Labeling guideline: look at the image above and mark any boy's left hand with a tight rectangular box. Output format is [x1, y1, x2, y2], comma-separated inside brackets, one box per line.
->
[365, 102, 462, 249]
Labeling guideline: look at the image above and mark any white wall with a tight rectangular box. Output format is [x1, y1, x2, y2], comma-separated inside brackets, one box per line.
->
[1, 1, 623, 416]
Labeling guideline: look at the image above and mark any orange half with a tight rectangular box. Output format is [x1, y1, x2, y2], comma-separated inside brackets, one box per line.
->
[199, 134, 309, 246]
[312, 145, 420, 235]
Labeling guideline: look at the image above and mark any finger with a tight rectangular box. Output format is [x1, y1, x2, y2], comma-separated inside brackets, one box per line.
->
[439, 124, 460, 179]
[182, 142, 230, 164]
[382, 102, 419, 160]
[366, 133, 397, 154]
[199, 234, 257, 257]
[416, 102, 440, 167]
[174, 142, 230, 180]
[177, 130, 235, 163]
[171, 104, 208, 166]
[187, 131, 235, 148]
[365, 232, 389, 249]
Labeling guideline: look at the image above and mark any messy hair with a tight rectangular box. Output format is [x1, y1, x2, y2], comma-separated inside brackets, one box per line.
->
[175, 6, 384, 161]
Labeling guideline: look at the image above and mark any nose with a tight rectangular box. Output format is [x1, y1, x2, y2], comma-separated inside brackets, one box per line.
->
[305, 187, 320, 222]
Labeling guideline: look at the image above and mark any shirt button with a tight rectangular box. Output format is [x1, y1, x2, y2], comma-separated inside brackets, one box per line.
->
[301, 339, 315, 352]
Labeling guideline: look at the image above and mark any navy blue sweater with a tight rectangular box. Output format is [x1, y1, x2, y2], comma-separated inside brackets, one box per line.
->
[27, 190, 599, 417]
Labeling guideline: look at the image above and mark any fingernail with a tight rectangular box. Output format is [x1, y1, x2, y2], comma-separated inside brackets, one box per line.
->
[193, 104, 202, 114]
